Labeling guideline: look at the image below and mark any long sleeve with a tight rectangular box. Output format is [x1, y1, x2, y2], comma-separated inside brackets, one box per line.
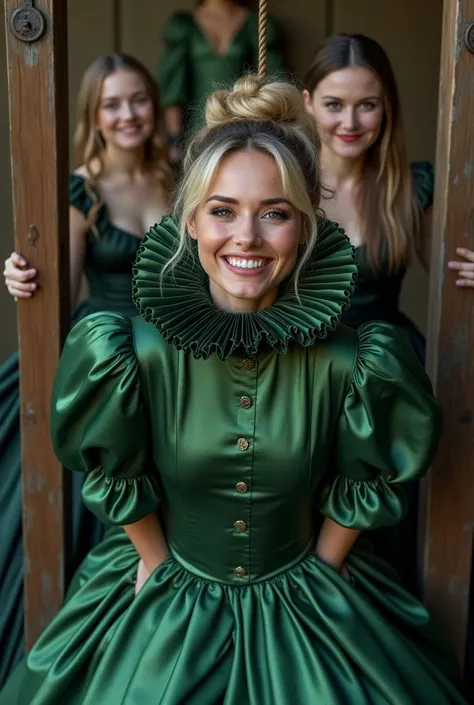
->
[157, 12, 191, 108]
[320, 322, 442, 530]
[51, 312, 160, 526]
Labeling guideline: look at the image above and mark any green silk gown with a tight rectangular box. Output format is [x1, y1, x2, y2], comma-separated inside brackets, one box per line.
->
[157, 10, 285, 133]
[0, 218, 467, 704]
[0, 175, 140, 686]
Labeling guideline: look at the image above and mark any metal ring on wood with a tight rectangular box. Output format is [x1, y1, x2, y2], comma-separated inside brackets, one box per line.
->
[10, 0, 46, 43]
[465, 22, 474, 53]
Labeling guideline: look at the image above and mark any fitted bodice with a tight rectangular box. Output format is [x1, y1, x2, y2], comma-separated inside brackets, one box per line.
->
[135, 320, 355, 583]
[70, 174, 140, 320]
[341, 246, 405, 328]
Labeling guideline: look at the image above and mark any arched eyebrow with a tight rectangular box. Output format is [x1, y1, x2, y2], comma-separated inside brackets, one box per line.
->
[206, 195, 291, 205]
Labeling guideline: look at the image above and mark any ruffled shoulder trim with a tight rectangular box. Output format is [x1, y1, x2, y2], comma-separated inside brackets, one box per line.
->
[411, 161, 434, 211]
[69, 173, 93, 217]
[132, 217, 357, 360]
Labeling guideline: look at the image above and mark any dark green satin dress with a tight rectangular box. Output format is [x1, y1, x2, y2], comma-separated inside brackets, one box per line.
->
[0, 175, 140, 687]
[157, 10, 284, 133]
[1, 218, 466, 704]
[341, 161, 434, 593]
[342, 161, 434, 359]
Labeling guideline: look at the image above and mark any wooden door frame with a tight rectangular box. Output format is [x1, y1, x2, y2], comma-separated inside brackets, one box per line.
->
[421, 0, 474, 671]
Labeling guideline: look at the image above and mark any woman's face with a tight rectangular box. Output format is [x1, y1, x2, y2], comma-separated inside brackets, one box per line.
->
[303, 66, 384, 160]
[96, 69, 155, 151]
[188, 149, 305, 313]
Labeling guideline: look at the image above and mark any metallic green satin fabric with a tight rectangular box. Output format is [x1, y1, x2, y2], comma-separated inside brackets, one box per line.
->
[157, 11, 284, 132]
[0, 175, 140, 687]
[1, 312, 466, 703]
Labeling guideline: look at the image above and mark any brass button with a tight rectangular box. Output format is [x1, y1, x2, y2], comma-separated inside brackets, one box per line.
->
[234, 520, 247, 532]
[241, 358, 255, 371]
[239, 395, 252, 409]
[236, 481, 248, 493]
[237, 437, 249, 451]
[234, 566, 247, 578]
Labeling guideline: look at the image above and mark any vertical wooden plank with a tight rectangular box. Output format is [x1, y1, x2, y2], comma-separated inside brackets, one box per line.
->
[3, 0, 70, 647]
[422, 0, 474, 667]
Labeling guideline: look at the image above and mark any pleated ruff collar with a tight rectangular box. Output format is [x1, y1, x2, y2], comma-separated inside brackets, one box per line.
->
[132, 216, 357, 361]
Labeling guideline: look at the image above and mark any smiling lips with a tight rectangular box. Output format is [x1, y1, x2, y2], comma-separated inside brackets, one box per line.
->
[223, 256, 270, 275]
[337, 134, 362, 142]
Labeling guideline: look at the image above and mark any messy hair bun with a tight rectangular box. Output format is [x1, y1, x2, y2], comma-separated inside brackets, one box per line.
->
[205, 75, 313, 131]
[168, 74, 322, 298]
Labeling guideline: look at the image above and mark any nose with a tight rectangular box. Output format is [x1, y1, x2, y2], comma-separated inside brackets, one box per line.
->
[341, 107, 358, 132]
[232, 215, 262, 250]
[120, 101, 135, 121]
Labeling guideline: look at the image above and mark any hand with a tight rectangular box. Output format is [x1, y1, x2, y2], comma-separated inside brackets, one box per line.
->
[340, 563, 351, 583]
[3, 252, 37, 301]
[134, 553, 169, 595]
[134, 559, 151, 596]
[448, 248, 474, 288]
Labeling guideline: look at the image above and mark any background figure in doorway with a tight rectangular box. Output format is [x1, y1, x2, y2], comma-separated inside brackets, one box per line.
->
[302, 33, 474, 594]
[157, 0, 285, 163]
[0, 52, 171, 687]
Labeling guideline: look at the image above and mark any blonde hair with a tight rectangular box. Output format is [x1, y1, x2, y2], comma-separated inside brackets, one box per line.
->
[304, 34, 420, 271]
[74, 53, 173, 233]
[166, 75, 322, 295]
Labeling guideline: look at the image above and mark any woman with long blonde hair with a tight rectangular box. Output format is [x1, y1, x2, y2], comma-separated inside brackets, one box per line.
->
[302, 33, 474, 593]
[0, 52, 171, 687]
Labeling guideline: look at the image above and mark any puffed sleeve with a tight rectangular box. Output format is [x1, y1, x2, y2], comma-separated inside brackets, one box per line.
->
[157, 12, 191, 108]
[320, 322, 442, 530]
[51, 312, 160, 526]
[411, 161, 434, 210]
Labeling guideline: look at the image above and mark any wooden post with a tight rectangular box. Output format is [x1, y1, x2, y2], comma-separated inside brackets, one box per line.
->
[4, 0, 70, 648]
[421, 0, 474, 668]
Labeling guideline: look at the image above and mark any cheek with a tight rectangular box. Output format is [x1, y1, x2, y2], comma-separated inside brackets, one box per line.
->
[361, 110, 383, 136]
[313, 110, 339, 137]
[138, 104, 155, 125]
[193, 216, 228, 257]
[272, 227, 301, 267]
[97, 109, 117, 133]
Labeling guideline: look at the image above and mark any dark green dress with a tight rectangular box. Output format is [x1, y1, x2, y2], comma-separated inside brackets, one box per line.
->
[1, 218, 466, 704]
[342, 161, 434, 359]
[157, 10, 285, 133]
[0, 174, 141, 687]
[341, 161, 434, 592]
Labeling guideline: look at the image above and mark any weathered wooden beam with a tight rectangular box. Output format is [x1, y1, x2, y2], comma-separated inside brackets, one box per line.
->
[4, 0, 70, 648]
[421, 0, 474, 668]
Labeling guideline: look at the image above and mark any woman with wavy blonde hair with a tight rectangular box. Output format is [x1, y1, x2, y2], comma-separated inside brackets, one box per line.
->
[0, 52, 171, 687]
[1, 74, 467, 704]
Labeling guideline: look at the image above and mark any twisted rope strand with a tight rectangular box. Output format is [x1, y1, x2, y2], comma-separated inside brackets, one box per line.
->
[258, 0, 268, 80]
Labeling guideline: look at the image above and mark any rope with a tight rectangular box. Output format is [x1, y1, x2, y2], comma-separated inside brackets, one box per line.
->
[258, 0, 268, 80]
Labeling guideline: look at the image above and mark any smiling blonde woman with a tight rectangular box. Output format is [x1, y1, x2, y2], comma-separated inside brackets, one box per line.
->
[1, 75, 467, 705]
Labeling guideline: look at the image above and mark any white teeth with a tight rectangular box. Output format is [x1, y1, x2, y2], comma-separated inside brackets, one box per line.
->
[227, 257, 265, 269]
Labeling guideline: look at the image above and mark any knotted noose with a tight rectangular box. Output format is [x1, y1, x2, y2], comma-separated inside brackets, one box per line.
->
[258, 0, 268, 80]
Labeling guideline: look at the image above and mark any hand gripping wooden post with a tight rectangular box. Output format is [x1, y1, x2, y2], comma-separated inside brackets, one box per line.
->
[4, 0, 71, 648]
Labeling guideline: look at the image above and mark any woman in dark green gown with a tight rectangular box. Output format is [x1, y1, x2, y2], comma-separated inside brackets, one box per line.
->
[0, 74, 467, 704]
[157, 0, 284, 159]
[0, 52, 171, 687]
[302, 33, 474, 594]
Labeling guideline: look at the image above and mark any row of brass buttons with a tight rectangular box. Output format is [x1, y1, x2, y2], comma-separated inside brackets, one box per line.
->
[233, 359, 255, 579]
